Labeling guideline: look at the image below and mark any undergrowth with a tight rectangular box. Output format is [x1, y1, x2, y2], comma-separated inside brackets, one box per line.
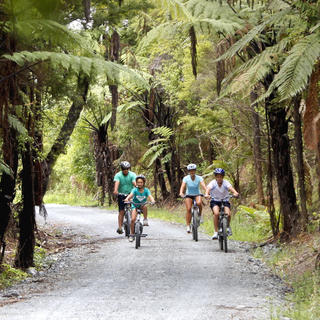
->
[0, 264, 28, 289]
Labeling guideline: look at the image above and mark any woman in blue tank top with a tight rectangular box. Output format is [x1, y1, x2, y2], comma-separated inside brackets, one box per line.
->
[179, 164, 207, 233]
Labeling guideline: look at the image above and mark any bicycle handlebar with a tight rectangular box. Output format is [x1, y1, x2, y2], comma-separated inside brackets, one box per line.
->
[180, 193, 205, 198]
[124, 201, 155, 206]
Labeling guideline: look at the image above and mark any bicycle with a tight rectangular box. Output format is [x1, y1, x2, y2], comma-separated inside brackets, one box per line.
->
[119, 193, 131, 237]
[182, 194, 204, 242]
[216, 195, 236, 253]
[125, 201, 153, 249]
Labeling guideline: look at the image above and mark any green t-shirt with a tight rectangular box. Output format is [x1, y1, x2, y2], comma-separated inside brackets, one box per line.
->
[114, 171, 136, 194]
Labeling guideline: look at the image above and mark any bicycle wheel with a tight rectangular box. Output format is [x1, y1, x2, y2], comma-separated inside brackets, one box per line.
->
[193, 208, 199, 242]
[124, 209, 131, 237]
[222, 217, 228, 253]
[135, 222, 140, 249]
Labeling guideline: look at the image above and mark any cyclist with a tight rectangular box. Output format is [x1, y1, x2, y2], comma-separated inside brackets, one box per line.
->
[113, 161, 136, 234]
[205, 168, 239, 239]
[124, 175, 155, 242]
[179, 164, 207, 233]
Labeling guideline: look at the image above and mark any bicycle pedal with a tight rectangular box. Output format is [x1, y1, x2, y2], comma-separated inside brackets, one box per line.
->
[141, 234, 147, 237]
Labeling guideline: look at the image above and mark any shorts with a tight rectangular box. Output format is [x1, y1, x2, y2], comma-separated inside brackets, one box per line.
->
[131, 203, 145, 210]
[210, 200, 231, 209]
[185, 195, 198, 200]
[117, 194, 128, 211]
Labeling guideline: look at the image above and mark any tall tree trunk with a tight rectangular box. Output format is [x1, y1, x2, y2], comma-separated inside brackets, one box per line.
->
[189, 26, 197, 78]
[38, 75, 89, 201]
[109, 30, 120, 130]
[250, 90, 265, 204]
[93, 125, 115, 206]
[293, 95, 308, 230]
[265, 107, 278, 236]
[0, 30, 19, 264]
[156, 158, 169, 199]
[304, 62, 320, 202]
[15, 141, 35, 268]
[267, 101, 300, 238]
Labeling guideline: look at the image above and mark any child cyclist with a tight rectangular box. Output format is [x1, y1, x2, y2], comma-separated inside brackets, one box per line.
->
[205, 168, 239, 239]
[124, 175, 155, 242]
[179, 164, 207, 233]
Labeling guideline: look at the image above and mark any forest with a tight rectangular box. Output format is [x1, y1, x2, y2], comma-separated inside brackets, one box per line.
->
[0, 0, 319, 293]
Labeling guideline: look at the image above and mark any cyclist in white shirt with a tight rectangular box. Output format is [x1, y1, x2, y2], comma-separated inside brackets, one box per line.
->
[179, 164, 207, 233]
[205, 168, 239, 239]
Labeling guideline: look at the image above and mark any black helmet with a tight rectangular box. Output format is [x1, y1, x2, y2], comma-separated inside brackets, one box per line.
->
[136, 174, 146, 182]
[120, 161, 131, 170]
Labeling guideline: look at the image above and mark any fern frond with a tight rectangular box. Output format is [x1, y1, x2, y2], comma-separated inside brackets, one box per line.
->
[226, 38, 290, 96]
[216, 9, 290, 62]
[0, 160, 13, 177]
[270, 34, 320, 101]
[152, 126, 173, 138]
[3, 51, 150, 88]
[8, 114, 28, 136]
[152, 0, 192, 20]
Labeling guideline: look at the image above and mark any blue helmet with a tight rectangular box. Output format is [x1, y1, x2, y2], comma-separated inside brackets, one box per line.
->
[214, 168, 225, 176]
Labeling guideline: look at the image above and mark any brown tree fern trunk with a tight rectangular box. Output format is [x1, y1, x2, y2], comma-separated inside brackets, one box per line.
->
[293, 95, 308, 230]
[250, 90, 265, 205]
[15, 141, 36, 268]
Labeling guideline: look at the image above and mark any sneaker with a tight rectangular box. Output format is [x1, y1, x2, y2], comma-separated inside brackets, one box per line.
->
[129, 235, 134, 242]
[212, 232, 218, 240]
[143, 219, 149, 226]
[186, 225, 191, 233]
[227, 227, 232, 236]
[116, 227, 123, 234]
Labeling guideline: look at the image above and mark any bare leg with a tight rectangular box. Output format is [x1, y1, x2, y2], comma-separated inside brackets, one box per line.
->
[213, 206, 220, 232]
[185, 198, 192, 225]
[118, 209, 124, 229]
[130, 210, 137, 235]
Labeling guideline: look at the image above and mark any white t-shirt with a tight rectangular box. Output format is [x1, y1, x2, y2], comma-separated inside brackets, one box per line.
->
[207, 179, 232, 201]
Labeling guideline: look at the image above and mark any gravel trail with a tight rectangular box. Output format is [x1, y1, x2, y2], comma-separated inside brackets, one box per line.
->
[0, 204, 286, 320]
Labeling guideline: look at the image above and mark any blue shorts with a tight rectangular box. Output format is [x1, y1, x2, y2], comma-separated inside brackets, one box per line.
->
[117, 194, 128, 211]
[210, 200, 231, 209]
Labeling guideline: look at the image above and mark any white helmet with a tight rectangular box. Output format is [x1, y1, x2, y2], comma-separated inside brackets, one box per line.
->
[187, 163, 197, 171]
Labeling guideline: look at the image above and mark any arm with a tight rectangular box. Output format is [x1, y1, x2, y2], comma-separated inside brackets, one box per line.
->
[205, 186, 211, 198]
[113, 180, 120, 195]
[228, 186, 239, 198]
[124, 192, 133, 202]
[200, 180, 207, 194]
[179, 181, 186, 197]
[148, 194, 155, 203]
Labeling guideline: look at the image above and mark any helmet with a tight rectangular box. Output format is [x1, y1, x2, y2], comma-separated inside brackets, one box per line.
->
[120, 161, 131, 170]
[136, 174, 146, 182]
[214, 168, 225, 176]
[187, 163, 197, 171]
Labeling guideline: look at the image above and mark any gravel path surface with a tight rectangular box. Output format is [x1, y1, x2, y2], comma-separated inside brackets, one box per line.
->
[0, 204, 286, 320]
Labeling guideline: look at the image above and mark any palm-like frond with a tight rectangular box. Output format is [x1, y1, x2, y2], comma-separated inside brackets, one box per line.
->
[3, 51, 150, 88]
[216, 9, 290, 62]
[8, 114, 28, 136]
[224, 38, 290, 96]
[0, 160, 13, 177]
[152, 0, 192, 20]
[264, 33, 320, 101]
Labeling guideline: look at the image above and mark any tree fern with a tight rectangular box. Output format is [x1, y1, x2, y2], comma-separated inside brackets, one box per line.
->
[8, 115, 28, 136]
[0, 160, 13, 177]
[3, 51, 149, 88]
[265, 33, 320, 101]
[142, 126, 173, 167]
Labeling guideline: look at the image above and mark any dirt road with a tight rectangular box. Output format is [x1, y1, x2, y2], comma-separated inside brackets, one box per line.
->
[0, 204, 285, 319]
